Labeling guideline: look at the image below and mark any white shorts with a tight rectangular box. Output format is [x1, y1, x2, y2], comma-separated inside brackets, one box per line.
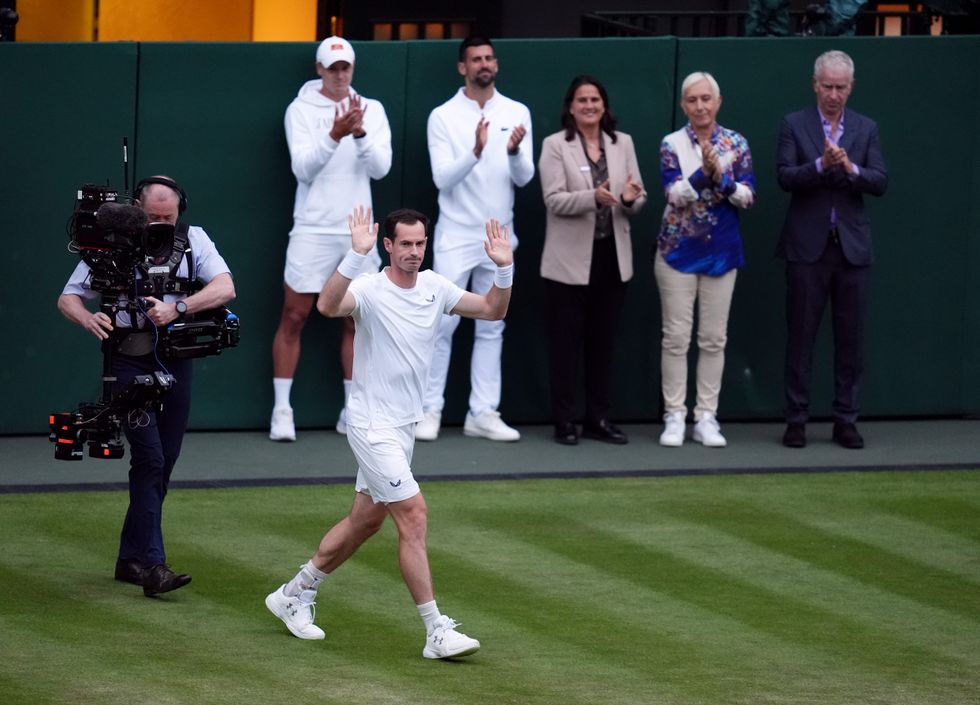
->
[346, 423, 421, 504]
[284, 233, 382, 293]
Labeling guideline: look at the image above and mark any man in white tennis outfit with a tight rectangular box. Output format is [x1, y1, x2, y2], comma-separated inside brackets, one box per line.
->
[417, 35, 533, 442]
[270, 36, 392, 442]
[265, 206, 514, 659]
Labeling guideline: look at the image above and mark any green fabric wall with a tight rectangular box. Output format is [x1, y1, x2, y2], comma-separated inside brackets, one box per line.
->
[1, 36, 977, 435]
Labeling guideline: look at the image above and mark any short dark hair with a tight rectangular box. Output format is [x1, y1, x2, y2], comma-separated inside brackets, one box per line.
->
[458, 35, 494, 62]
[561, 74, 618, 143]
[384, 208, 429, 242]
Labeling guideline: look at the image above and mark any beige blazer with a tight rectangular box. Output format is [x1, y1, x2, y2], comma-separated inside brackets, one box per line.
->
[539, 130, 646, 285]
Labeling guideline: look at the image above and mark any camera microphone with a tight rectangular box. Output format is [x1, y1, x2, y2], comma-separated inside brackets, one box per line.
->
[96, 202, 148, 234]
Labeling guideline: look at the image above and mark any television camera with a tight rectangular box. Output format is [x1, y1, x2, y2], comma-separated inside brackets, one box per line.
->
[48, 183, 240, 461]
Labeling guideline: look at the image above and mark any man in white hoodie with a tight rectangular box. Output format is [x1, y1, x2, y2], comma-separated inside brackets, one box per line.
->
[270, 37, 392, 442]
[417, 35, 533, 443]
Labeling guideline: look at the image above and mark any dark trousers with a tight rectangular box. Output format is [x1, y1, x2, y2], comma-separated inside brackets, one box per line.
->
[113, 353, 192, 569]
[784, 236, 869, 424]
[545, 236, 627, 427]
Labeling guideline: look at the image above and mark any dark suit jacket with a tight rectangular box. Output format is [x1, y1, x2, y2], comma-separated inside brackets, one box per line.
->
[775, 105, 887, 265]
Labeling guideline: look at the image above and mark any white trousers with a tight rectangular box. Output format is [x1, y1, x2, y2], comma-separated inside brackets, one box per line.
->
[422, 222, 514, 416]
[654, 252, 737, 421]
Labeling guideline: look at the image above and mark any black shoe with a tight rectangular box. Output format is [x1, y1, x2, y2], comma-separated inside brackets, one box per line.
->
[782, 423, 806, 448]
[582, 419, 628, 445]
[142, 563, 192, 597]
[833, 422, 864, 449]
[114, 560, 144, 586]
[554, 422, 579, 446]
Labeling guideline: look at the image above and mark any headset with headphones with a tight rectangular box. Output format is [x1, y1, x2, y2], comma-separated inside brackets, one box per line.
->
[134, 176, 188, 214]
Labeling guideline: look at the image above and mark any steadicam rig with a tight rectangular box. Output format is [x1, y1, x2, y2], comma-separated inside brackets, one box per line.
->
[49, 181, 240, 461]
[49, 371, 175, 461]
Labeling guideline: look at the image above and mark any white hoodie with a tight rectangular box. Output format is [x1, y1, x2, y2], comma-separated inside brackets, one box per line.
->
[285, 80, 392, 236]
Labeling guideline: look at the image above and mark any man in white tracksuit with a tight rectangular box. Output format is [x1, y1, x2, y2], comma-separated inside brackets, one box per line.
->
[270, 36, 392, 442]
[417, 35, 534, 442]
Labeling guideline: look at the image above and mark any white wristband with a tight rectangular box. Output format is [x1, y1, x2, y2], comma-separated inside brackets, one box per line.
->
[337, 249, 368, 279]
[493, 264, 514, 289]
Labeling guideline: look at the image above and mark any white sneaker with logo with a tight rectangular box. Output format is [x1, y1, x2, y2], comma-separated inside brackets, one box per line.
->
[335, 407, 348, 435]
[415, 411, 441, 441]
[693, 413, 727, 447]
[463, 410, 520, 442]
[269, 408, 296, 442]
[265, 585, 325, 640]
[659, 411, 686, 447]
[422, 615, 481, 659]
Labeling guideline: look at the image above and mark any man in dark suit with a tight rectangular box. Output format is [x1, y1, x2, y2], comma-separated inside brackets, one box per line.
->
[776, 49, 888, 449]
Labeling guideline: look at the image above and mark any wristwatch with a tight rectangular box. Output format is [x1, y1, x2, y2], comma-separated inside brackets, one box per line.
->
[174, 300, 188, 319]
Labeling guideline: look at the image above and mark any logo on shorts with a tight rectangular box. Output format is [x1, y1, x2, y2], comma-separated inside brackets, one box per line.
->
[389, 479, 403, 488]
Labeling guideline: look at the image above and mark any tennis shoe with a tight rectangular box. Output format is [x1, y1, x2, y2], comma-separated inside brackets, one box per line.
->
[265, 585, 324, 640]
[464, 410, 520, 441]
[693, 413, 727, 447]
[422, 615, 480, 659]
[269, 408, 296, 442]
[659, 411, 686, 447]
[415, 411, 441, 441]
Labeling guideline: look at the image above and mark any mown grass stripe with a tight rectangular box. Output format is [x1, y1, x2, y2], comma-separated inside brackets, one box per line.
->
[594, 513, 980, 670]
[662, 498, 980, 621]
[429, 519, 949, 705]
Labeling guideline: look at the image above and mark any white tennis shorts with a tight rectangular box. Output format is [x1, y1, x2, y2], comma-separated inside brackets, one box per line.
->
[284, 233, 382, 293]
[346, 423, 421, 504]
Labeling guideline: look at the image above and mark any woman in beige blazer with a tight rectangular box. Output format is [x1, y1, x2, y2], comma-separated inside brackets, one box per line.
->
[539, 75, 646, 446]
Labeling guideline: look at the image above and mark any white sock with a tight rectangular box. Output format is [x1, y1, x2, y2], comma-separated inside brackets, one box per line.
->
[417, 600, 442, 633]
[343, 378, 352, 407]
[284, 560, 328, 597]
[273, 378, 293, 411]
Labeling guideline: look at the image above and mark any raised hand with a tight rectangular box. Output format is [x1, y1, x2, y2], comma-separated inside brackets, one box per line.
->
[330, 94, 365, 141]
[347, 205, 379, 255]
[507, 124, 527, 155]
[701, 140, 722, 183]
[473, 117, 489, 158]
[483, 218, 513, 267]
[623, 173, 645, 204]
[595, 179, 618, 208]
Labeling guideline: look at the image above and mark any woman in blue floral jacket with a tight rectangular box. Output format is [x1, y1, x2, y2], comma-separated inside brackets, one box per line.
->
[655, 71, 755, 449]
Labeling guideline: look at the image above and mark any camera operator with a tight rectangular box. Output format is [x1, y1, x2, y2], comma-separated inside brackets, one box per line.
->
[57, 176, 235, 597]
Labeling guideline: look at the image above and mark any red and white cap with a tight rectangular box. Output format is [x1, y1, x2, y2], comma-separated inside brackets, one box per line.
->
[316, 36, 355, 68]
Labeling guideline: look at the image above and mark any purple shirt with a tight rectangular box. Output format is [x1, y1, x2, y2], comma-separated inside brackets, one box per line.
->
[815, 110, 860, 225]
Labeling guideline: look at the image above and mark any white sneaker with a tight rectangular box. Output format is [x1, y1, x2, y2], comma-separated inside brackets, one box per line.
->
[335, 407, 348, 435]
[264, 585, 325, 640]
[659, 411, 686, 447]
[415, 411, 441, 441]
[422, 615, 480, 659]
[693, 413, 727, 447]
[269, 408, 296, 442]
[464, 410, 520, 442]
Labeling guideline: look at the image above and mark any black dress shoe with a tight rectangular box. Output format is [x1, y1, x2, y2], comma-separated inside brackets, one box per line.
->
[554, 422, 579, 445]
[582, 419, 628, 445]
[142, 563, 192, 597]
[833, 422, 864, 449]
[114, 560, 144, 586]
[782, 423, 806, 448]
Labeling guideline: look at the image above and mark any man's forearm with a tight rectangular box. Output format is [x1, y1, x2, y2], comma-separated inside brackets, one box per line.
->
[483, 285, 512, 321]
[317, 270, 353, 318]
[184, 273, 235, 315]
[57, 293, 92, 327]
